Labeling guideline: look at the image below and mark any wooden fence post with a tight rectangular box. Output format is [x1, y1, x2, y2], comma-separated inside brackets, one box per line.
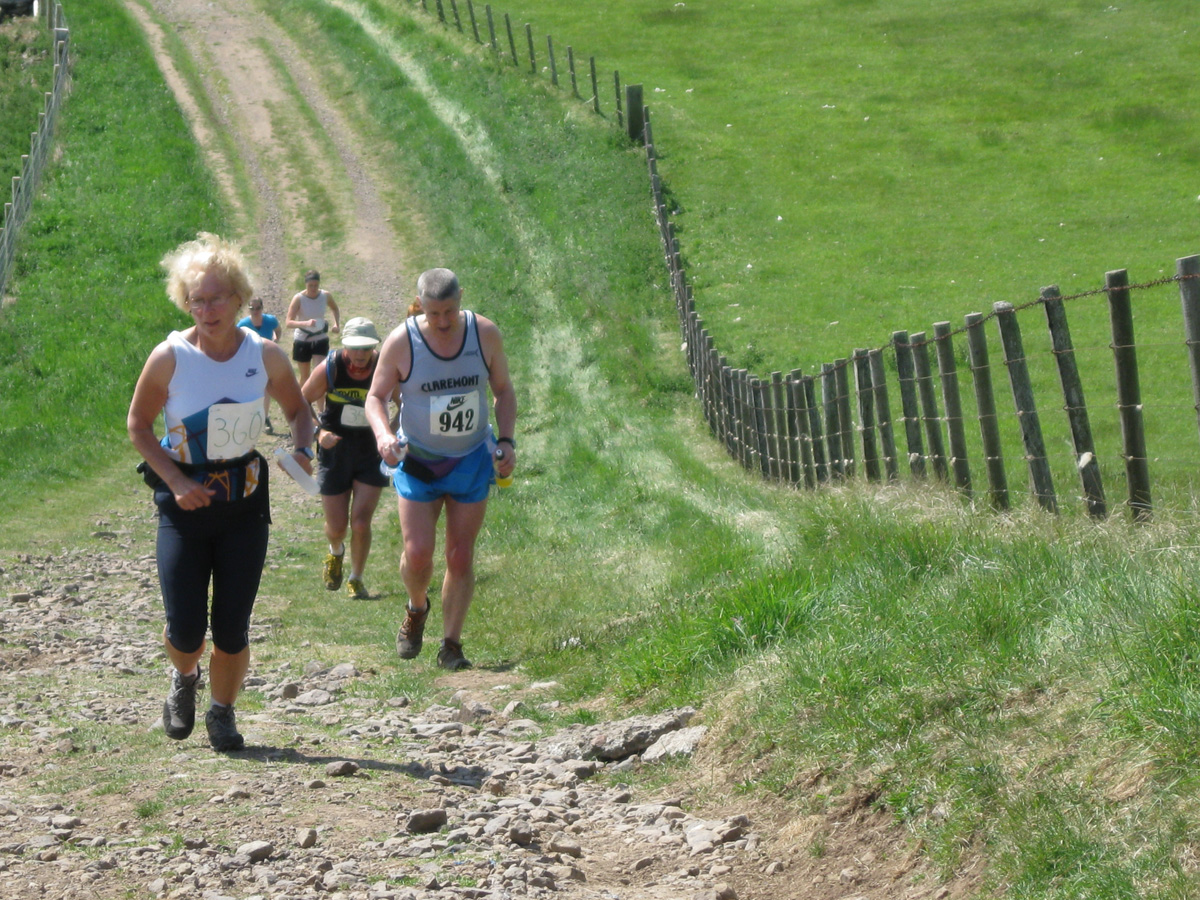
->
[449, 0, 462, 31]
[1177, 255, 1200, 446]
[752, 376, 772, 477]
[614, 70, 623, 129]
[1107, 269, 1152, 521]
[467, 0, 480, 42]
[772, 372, 795, 482]
[504, 14, 518, 65]
[804, 376, 829, 483]
[821, 364, 843, 479]
[434, 0, 445, 22]
[526, 24, 536, 74]
[911, 333, 949, 480]
[868, 348, 899, 482]
[625, 84, 644, 141]
[485, 5, 497, 53]
[567, 46, 578, 97]
[854, 350, 881, 482]
[590, 57, 600, 114]
[994, 302, 1057, 513]
[892, 331, 926, 477]
[547, 36, 558, 86]
[761, 373, 780, 480]
[964, 312, 1009, 510]
[835, 359, 855, 478]
[934, 322, 972, 497]
[1042, 286, 1106, 518]
[788, 369, 809, 486]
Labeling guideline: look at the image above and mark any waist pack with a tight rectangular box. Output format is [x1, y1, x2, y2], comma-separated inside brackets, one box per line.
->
[137, 450, 265, 502]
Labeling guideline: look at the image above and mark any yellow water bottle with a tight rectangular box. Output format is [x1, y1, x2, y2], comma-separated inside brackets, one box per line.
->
[494, 447, 513, 488]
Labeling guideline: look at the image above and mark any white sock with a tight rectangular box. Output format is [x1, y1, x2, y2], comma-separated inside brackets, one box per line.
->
[330, 542, 345, 556]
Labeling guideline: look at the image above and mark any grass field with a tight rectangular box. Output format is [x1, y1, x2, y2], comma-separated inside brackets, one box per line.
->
[393, 0, 1200, 514]
[0, 15, 51, 184]
[5, 1, 1200, 897]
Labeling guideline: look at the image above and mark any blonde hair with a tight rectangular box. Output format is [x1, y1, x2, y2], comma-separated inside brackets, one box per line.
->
[161, 232, 254, 314]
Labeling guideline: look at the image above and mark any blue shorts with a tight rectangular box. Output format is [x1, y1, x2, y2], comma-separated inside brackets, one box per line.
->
[391, 440, 493, 504]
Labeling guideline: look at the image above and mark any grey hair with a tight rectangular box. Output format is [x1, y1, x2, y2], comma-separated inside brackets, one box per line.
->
[417, 268, 461, 302]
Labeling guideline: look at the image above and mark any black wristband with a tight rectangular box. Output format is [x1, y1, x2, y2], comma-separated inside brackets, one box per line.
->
[497, 436, 516, 449]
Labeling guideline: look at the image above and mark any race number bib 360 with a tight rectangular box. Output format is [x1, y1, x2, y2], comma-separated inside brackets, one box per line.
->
[206, 399, 263, 459]
[430, 392, 482, 437]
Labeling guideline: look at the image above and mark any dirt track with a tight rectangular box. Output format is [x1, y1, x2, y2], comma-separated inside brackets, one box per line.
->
[0, 2, 979, 898]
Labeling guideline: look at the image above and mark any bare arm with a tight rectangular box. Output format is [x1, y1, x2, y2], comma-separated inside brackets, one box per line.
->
[264, 341, 316, 473]
[366, 326, 408, 464]
[326, 295, 340, 333]
[479, 316, 517, 477]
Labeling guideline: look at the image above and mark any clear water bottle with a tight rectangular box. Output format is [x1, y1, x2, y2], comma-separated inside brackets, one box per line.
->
[379, 434, 408, 478]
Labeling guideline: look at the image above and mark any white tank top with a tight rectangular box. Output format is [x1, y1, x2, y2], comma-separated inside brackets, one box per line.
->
[293, 290, 329, 341]
[161, 328, 269, 465]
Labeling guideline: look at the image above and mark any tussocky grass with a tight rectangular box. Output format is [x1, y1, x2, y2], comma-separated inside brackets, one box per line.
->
[4, 1, 1200, 897]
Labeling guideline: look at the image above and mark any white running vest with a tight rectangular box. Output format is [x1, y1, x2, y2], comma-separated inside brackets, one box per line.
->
[161, 328, 269, 465]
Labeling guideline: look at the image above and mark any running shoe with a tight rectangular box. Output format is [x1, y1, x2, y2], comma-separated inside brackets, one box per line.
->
[396, 598, 431, 659]
[437, 638, 473, 671]
[263, 418, 275, 435]
[347, 577, 369, 600]
[205, 705, 245, 752]
[323, 552, 344, 591]
[162, 667, 202, 740]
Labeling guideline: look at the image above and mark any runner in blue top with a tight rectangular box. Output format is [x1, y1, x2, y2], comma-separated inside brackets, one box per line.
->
[365, 268, 517, 671]
[237, 299, 282, 432]
[128, 233, 315, 752]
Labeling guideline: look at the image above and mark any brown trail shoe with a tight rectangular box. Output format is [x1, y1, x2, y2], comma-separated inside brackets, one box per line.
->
[396, 598, 431, 659]
[437, 638, 473, 671]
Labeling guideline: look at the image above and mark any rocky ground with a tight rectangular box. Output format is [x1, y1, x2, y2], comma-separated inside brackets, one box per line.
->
[0, 521, 790, 900]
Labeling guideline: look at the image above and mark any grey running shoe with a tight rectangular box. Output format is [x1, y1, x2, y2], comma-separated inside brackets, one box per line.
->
[205, 705, 245, 752]
[162, 667, 202, 740]
[396, 598, 431, 659]
[323, 552, 344, 591]
[437, 638, 473, 671]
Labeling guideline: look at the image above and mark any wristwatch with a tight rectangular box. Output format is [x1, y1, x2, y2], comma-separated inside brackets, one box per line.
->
[497, 436, 516, 449]
[294, 445, 315, 460]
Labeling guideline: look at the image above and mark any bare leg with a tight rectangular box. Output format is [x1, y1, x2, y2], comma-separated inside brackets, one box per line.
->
[440, 496, 488, 642]
[164, 628, 204, 677]
[323, 491, 351, 553]
[347, 483, 384, 577]
[398, 496, 442, 611]
[209, 646, 250, 706]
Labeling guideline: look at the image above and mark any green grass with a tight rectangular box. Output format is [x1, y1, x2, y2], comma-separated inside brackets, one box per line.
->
[0, 0, 225, 511]
[0, 16, 52, 185]
[6, 1, 1200, 897]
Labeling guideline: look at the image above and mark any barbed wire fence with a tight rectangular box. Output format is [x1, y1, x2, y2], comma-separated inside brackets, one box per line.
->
[0, 2, 69, 303]
[405, 0, 1200, 522]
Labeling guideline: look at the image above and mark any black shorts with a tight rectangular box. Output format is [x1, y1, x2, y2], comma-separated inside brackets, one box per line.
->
[293, 335, 330, 363]
[317, 431, 390, 495]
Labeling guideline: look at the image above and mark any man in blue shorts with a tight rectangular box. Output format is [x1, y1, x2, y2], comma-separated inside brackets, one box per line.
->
[365, 268, 517, 670]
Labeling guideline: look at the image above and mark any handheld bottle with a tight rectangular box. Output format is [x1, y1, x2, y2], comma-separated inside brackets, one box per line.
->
[379, 433, 409, 478]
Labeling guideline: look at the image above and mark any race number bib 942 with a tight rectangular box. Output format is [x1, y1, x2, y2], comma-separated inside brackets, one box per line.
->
[206, 399, 263, 459]
[430, 392, 482, 437]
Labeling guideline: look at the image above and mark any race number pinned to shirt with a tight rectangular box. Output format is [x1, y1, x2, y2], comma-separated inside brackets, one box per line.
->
[430, 391, 483, 438]
[339, 404, 370, 429]
[206, 399, 263, 459]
